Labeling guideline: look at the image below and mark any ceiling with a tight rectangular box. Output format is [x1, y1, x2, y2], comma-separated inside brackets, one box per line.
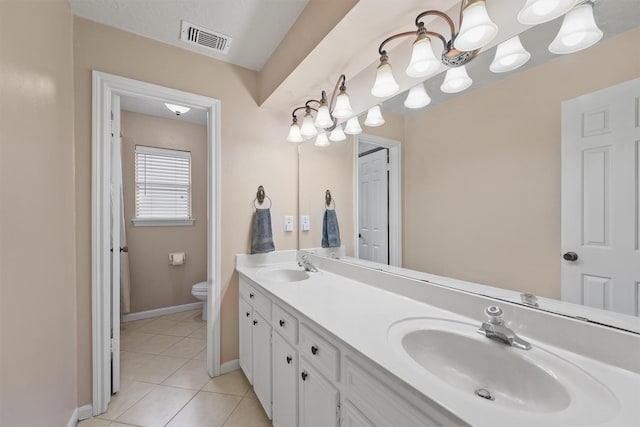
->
[69, 0, 309, 71]
[120, 95, 208, 126]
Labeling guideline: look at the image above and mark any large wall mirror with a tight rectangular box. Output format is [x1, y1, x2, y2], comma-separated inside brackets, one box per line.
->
[298, 1, 640, 331]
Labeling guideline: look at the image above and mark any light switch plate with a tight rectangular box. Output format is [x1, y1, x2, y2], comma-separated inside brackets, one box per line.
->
[301, 215, 310, 231]
[284, 215, 294, 232]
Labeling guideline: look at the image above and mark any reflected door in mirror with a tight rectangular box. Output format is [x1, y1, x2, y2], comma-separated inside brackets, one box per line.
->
[358, 149, 389, 264]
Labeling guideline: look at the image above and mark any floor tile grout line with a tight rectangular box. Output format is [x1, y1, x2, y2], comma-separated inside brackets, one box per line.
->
[161, 387, 200, 427]
[220, 396, 246, 427]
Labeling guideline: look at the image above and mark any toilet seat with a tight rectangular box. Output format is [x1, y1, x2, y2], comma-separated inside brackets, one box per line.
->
[192, 281, 208, 294]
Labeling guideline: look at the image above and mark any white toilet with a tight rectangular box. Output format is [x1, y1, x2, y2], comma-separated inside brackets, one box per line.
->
[191, 281, 208, 320]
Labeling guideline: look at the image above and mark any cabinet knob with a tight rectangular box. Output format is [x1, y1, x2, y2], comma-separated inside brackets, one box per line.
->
[301, 371, 308, 381]
[311, 345, 319, 355]
[286, 355, 292, 364]
[279, 319, 285, 327]
[253, 320, 258, 326]
[245, 312, 250, 317]
[249, 293, 255, 299]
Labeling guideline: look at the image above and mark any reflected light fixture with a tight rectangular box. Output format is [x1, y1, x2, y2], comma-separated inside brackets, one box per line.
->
[329, 125, 347, 142]
[404, 84, 432, 109]
[440, 65, 473, 93]
[364, 105, 385, 127]
[490, 35, 531, 73]
[518, 0, 578, 25]
[344, 117, 363, 135]
[548, 1, 602, 54]
[315, 132, 330, 147]
[287, 74, 353, 144]
[165, 103, 191, 115]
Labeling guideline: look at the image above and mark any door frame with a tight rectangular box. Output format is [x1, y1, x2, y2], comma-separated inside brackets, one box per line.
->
[91, 71, 222, 415]
[354, 134, 402, 266]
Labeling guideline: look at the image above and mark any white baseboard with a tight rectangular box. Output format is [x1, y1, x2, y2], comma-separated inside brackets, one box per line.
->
[66, 404, 92, 427]
[220, 359, 240, 375]
[122, 302, 204, 322]
[66, 408, 78, 427]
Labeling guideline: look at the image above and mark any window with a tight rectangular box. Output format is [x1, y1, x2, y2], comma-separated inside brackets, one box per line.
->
[133, 145, 194, 226]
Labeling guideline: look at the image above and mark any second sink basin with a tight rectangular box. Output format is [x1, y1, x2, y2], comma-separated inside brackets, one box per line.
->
[257, 267, 310, 283]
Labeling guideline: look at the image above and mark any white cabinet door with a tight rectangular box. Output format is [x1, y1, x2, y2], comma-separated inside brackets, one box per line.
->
[299, 358, 339, 427]
[252, 310, 272, 419]
[239, 297, 253, 383]
[272, 333, 298, 427]
[342, 400, 375, 427]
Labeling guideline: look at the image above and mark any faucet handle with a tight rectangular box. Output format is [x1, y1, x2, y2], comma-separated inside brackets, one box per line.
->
[485, 306, 504, 324]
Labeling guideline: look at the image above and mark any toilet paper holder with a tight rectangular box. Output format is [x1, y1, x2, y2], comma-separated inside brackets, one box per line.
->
[169, 252, 186, 265]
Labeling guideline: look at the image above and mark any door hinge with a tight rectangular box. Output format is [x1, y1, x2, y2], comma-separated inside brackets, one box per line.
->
[110, 120, 115, 137]
[336, 402, 341, 426]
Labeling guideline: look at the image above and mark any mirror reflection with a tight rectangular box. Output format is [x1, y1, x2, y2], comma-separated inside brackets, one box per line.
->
[297, 1, 640, 328]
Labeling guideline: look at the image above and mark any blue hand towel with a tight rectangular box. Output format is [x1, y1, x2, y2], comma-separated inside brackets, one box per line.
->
[251, 208, 275, 254]
[322, 209, 341, 248]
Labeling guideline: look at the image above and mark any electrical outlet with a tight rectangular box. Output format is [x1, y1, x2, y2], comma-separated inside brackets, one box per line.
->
[284, 215, 294, 232]
[301, 215, 310, 231]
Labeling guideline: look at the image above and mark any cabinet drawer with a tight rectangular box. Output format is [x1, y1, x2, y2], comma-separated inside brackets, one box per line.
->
[273, 304, 298, 344]
[240, 277, 271, 319]
[299, 324, 340, 381]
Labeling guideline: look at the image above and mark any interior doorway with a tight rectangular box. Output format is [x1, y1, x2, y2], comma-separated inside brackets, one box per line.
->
[355, 134, 402, 266]
[91, 71, 222, 415]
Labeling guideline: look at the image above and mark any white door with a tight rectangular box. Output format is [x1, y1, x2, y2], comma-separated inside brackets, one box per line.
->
[110, 94, 122, 393]
[272, 333, 298, 427]
[561, 77, 640, 316]
[252, 311, 272, 419]
[358, 149, 389, 264]
[299, 358, 339, 427]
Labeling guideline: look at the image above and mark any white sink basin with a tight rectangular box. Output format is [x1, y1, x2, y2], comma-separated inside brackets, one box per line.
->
[388, 318, 620, 424]
[258, 267, 310, 283]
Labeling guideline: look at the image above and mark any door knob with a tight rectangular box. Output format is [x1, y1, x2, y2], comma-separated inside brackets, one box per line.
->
[120, 246, 128, 253]
[563, 252, 579, 261]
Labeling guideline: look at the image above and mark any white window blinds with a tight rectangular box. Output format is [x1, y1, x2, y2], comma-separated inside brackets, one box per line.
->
[135, 146, 191, 220]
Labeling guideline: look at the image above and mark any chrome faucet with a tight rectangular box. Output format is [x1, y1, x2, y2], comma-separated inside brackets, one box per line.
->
[298, 255, 318, 272]
[478, 306, 531, 350]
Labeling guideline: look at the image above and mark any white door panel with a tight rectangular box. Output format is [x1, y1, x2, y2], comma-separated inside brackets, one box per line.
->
[358, 149, 389, 264]
[562, 77, 640, 316]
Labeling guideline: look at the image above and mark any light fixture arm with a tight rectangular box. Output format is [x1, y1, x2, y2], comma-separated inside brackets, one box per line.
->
[415, 10, 456, 41]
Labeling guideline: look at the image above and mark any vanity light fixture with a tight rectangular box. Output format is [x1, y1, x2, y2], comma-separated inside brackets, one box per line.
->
[404, 83, 432, 109]
[364, 105, 385, 127]
[440, 65, 473, 93]
[315, 132, 330, 147]
[548, 1, 602, 54]
[329, 124, 347, 142]
[287, 74, 354, 143]
[344, 116, 363, 135]
[165, 103, 191, 115]
[518, 0, 578, 25]
[490, 35, 531, 73]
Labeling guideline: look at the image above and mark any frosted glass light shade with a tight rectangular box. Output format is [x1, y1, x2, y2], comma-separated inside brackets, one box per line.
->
[315, 105, 333, 128]
[165, 103, 191, 115]
[549, 2, 602, 54]
[455, 1, 498, 52]
[490, 36, 531, 73]
[344, 117, 363, 135]
[364, 105, 385, 127]
[404, 84, 432, 109]
[329, 125, 346, 142]
[287, 123, 303, 143]
[406, 36, 440, 78]
[300, 113, 318, 139]
[333, 92, 354, 119]
[371, 62, 399, 98]
[315, 132, 330, 147]
[440, 66, 473, 93]
[518, 0, 578, 25]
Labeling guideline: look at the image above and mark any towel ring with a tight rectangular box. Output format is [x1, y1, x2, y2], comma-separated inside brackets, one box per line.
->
[254, 185, 272, 209]
[325, 189, 336, 210]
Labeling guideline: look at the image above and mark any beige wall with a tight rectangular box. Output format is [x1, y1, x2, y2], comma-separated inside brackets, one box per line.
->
[0, 0, 77, 425]
[74, 18, 298, 405]
[403, 28, 640, 298]
[121, 112, 207, 313]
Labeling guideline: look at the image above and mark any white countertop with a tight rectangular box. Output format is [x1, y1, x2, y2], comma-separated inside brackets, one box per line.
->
[236, 254, 640, 427]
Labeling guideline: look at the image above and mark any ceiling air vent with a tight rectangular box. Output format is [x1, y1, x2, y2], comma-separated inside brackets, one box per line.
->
[180, 20, 232, 54]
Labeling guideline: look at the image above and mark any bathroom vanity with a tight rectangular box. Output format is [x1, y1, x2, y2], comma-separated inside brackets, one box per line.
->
[236, 251, 640, 427]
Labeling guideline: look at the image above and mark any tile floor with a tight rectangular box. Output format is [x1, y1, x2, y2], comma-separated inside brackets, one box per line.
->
[78, 309, 270, 427]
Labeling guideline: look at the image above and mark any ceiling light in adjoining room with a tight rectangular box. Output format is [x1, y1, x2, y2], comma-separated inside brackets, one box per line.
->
[364, 105, 385, 127]
[548, 1, 602, 54]
[441, 65, 473, 93]
[490, 35, 531, 73]
[344, 117, 363, 135]
[315, 132, 330, 147]
[329, 125, 347, 142]
[518, 0, 578, 25]
[404, 84, 432, 109]
[165, 103, 191, 115]
[454, 0, 498, 52]
[287, 74, 354, 144]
